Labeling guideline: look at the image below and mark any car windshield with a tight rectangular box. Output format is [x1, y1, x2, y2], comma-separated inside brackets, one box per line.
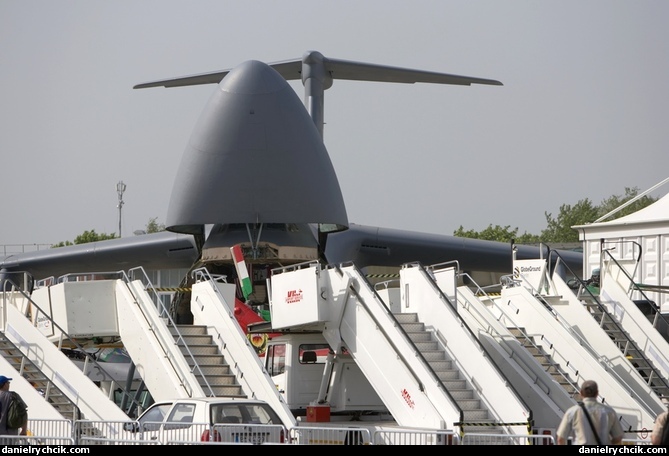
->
[138, 403, 172, 431]
[211, 403, 282, 425]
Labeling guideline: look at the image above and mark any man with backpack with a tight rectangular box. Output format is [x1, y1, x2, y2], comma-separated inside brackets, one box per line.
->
[0, 376, 28, 443]
[556, 380, 624, 445]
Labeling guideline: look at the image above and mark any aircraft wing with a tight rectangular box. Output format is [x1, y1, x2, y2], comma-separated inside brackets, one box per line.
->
[0, 232, 198, 283]
[324, 223, 582, 277]
[1, 225, 581, 286]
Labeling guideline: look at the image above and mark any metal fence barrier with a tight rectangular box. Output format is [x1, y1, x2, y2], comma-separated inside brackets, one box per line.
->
[373, 428, 460, 445]
[460, 433, 556, 445]
[289, 425, 372, 445]
[12, 419, 654, 445]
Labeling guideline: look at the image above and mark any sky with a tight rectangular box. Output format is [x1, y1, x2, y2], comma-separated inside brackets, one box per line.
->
[1, 1, 668, 248]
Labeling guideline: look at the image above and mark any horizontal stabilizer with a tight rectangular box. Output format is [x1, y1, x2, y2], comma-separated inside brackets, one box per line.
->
[134, 51, 502, 89]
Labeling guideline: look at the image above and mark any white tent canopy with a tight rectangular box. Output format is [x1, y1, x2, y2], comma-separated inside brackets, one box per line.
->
[573, 191, 669, 312]
[574, 192, 669, 240]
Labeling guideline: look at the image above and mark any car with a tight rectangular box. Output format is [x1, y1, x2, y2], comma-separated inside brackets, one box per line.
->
[124, 397, 289, 444]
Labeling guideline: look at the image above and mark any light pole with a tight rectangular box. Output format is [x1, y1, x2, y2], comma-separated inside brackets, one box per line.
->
[116, 181, 126, 237]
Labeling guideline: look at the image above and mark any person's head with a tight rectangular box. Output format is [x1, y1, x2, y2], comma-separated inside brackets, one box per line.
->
[580, 380, 598, 398]
[661, 396, 669, 408]
[0, 376, 12, 391]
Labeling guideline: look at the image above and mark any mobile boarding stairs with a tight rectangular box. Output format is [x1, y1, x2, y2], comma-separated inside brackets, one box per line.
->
[268, 260, 533, 437]
[0, 267, 298, 431]
[485, 250, 668, 435]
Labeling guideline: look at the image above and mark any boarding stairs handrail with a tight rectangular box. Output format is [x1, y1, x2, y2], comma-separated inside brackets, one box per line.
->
[408, 262, 534, 434]
[516, 256, 664, 411]
[531, 250, 669, 416]
[124, 266, 219, 398]
[330, 263, 452, 399]
[498, 275, 648, 431]
[600, 246, 669, 336]
[451, 270, 557, 397]
[400, 261, 534, 435]
[326, 261, 465, 430]
[549, 249, 669, 397]
[467, 273, 581, 397]
[190, 266, 261, 397]
[373, 278, 401, 310]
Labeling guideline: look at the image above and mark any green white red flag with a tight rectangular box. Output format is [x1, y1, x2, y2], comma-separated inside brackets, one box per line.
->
[231, 244, 253, 300]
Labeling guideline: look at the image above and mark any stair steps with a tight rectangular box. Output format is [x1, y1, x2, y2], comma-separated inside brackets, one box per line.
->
[394, 313, 504, 434]
[0, 334, 79, 420]
[169, 325, 246, 398]
[579, 294, 669, 399]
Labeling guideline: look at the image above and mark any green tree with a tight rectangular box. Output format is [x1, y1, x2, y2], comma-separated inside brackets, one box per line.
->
[454, 187, 658, 244]
[52, 218, 166, 247]
[541, 188, 658, 243]
[541, 199, 599, 243]
[596, 187, 658, 221]
[145, 217, 166, 233]
[51, 240, 74, 248]
[516, 231, 542, 244]
[52, 230, 117, 248]
[453, 224, 540, 244]
[75, 230, 117, 244]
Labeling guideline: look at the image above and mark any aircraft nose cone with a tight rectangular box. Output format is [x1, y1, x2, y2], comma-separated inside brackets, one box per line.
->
[165, 60, 348, 235]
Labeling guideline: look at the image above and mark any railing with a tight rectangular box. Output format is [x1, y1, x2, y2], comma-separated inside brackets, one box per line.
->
[329, 262, 463, 417]
[122, 267, 205, 398]
[601, 246, 669, 334]
[454, 272, 554, 396]
[550, 249, 669, 397]
[291, 425, 372, 445]
[460, 432, 555, 445]
[410, 261, 533, 436]
[3, 418, 654, 445]
[0, 244, 53, 256]
[189, 266, 257, 397]
[489, 283, 582, 395]
[373, 427, 459, 445]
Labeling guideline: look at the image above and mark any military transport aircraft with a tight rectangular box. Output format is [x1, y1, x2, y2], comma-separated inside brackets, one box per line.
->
[0, 51, 583, 322]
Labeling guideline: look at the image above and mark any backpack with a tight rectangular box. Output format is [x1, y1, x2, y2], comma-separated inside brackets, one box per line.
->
[6, 391, 27, 429]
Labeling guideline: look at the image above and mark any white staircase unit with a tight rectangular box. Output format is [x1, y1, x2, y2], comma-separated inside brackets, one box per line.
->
[549, 270, 666, 417]
[324, 263, 458, 429]
[496, 283, 656, 432]
[3, 303, 128, 422]
[270, 261, 467, 430]
[30, 273, 300, 430]
[437, 270, 575, 430]
[117, 280, 203, 400]
[188, 276, 297, 429]
[399, 263, 533, 432]
[600, 259, 669, 380]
